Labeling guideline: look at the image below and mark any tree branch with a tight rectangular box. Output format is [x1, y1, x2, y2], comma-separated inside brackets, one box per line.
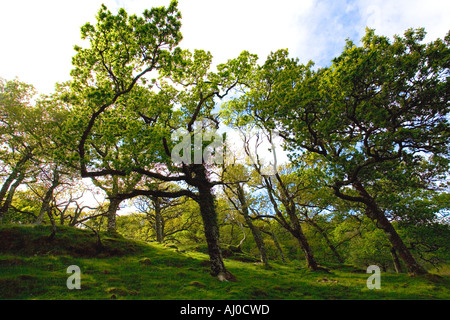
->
[116, 188, 197, 201]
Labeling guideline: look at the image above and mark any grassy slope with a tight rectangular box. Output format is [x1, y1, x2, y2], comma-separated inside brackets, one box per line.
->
[0, 225, 449, 300]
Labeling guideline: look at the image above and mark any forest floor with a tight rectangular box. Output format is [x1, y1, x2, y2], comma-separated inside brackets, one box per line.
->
[0, 224, 449, 300]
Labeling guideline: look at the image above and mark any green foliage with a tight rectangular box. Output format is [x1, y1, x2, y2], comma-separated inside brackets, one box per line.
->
[1, 0, 449, 297]
[0, 78, 37, 164]
[1, 225, 449, 300]
[2, 190, 41, 224]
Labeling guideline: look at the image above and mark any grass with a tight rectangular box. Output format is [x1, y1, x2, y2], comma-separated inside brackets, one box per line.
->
[0, 224, 449, 300]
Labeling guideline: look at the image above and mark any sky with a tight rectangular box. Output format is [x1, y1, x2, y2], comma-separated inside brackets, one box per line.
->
[1, 0, 448, 213]
[1, 0, 449, 96]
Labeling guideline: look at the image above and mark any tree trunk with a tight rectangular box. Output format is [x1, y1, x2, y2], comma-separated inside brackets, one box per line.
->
[0, 152, 32, 206]
[106, 197, 121, 233]
[291, 220, 319, 270]
[69, 205, 84, 227]
[236, 184, 270, 267]
[235, 219, 247, 250]
[371, 207, 426, 275]
[243, 214, 270, 267]
[0, 171, 25, 222]
[0, 171, 19, 207]
[268, 228, 286, 264]
[307, 218, 344, 263]
[197, 185, 232, 280]
[35, 170, 60, 225]
[264, 176, 319, 270]
[353, 182, 427, 275]
[390, 247, 403, 273]
[192, 164, 232, 281]
[47, 207, 57, 240]
[60, 206, 66, 225]
[152, 196, 164, 243]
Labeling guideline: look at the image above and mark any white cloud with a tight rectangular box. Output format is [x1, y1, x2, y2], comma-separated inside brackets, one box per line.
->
[0, 0, 447, 95]
[112, 0, 315, 64]
[0, 0, 111, 94]
[356, 0, 449, 41]
[176, 0, 314, 65]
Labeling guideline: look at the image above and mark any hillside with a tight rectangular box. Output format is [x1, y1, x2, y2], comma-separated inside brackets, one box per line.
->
[0, 225, 449, 300]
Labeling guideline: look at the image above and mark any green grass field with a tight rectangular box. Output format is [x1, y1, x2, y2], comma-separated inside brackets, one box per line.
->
[0, 224, 449, 300]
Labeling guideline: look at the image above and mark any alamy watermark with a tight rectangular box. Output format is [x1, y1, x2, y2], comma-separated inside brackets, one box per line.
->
[171, 125, 224, 166]
[366, 265, 381, 289]
[67, 265, 81, 290]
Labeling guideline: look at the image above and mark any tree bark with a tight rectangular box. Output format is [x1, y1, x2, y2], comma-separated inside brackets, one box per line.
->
[370, 207, 425, 275]
[291, 217, 319, 270]
[106, 197, 121, 233]
[197, 192, 223, 276]
[0, 171, 19, 206]
[35, 169, 60, 225]
[0, 151, 32, 209]
[47, 206, 57, 240]
[197, 185, 231, 279]
[0, 171, 25, 222]
[390, 247, 403, 273]
[268, 199, 318, 268]
[151, 196, 165, 243]
[192, 164, 233, 281]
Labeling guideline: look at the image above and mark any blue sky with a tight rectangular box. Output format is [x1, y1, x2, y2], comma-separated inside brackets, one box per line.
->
[0, 0, 448, 95]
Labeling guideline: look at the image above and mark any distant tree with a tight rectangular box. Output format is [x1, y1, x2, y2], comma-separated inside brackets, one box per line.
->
[0, 78, 36, 222]
[91, 171, 142, 233]
[222, 162, 270, 267]
[0, 78, 77, 230]
[220, 113, 320, 270]
[133, 192, 195, 243]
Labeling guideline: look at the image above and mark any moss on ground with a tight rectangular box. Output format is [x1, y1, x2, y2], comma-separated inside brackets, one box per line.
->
[1, 225, 449, 300]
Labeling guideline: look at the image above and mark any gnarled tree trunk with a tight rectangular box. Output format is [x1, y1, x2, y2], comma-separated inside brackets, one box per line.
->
[106, 197, 121, 233]
[368, 206, 425, 275]
[197, 185, 230, 280]
[193, 164, 233, 281]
